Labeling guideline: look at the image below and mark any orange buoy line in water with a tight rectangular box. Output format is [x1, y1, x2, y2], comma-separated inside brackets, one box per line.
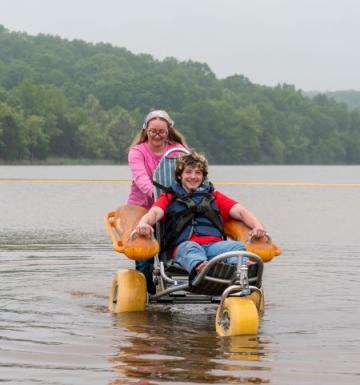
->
[0, 178, 360, 187]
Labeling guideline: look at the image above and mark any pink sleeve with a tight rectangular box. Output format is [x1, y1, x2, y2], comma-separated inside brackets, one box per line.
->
[128, 148, 153, 197]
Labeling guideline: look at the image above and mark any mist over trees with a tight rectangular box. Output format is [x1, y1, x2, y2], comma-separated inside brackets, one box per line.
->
[305, 90, 360, 111]
[1, 25, 360, 164]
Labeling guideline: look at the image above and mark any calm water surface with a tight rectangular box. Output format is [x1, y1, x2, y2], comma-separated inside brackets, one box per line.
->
[0, 165, 359, 385]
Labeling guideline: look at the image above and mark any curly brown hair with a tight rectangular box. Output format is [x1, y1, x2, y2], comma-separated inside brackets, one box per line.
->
[175, 151, 208, 181]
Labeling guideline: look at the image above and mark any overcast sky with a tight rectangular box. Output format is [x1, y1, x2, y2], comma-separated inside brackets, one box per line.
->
[2, 0, 360, 91]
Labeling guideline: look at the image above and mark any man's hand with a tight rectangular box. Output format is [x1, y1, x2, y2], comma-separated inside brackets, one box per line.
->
[249, 227, 267, 239]
[136, 222, 154, 237]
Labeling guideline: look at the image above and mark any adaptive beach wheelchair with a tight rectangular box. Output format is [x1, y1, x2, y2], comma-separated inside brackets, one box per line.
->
[104, 148, 281, 336]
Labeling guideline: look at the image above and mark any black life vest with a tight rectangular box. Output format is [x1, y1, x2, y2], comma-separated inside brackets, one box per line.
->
[160, 181, 226, 257]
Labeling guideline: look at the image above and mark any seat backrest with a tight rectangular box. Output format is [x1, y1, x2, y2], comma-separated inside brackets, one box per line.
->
[153, 147, 190, 261]
[153, 147, 190, 200]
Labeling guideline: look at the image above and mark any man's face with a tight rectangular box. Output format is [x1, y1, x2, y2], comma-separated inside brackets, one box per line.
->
[180, 165, 204, 192]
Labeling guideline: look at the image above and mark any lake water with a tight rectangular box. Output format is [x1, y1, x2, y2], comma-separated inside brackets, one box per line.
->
[0, 165, 359, 385]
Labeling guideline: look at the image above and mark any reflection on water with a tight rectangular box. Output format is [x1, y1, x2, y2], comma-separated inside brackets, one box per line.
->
[110, 310, 270, 385]
[1, 165, 360, 385]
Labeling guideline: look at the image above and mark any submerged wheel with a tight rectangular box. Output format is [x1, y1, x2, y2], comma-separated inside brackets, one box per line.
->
[249, 287, 265, 315]
[216, 297, 259, 336]
[108, 269, 147, 313]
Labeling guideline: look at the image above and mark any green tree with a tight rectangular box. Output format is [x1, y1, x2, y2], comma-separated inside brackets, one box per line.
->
[0, 102, 26, 160]
[103, 107, 139, 161]
[24, 115, 49, 160]
[77, 95, 107, 158]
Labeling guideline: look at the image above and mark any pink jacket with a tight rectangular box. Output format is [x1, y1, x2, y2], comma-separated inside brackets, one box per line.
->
[127, 142, 185, 208]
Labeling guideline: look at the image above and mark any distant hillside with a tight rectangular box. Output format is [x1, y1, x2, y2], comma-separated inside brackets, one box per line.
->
[326, 90, 360, 110]
[304, 90, 360, 110]
[1, 25, 360, 164]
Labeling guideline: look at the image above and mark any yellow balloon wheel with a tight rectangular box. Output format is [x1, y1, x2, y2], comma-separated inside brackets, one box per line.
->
[216, 297, 259, 336]
[249, 287, 265, 316]
[108, 269, 147, 313]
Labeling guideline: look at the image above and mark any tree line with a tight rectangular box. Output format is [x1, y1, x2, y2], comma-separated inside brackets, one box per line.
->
[1, 25, 360, 164]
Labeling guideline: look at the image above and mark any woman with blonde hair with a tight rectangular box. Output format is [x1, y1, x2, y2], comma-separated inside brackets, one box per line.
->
[127, 110, 188, 293]
[127, 110, 188, 209]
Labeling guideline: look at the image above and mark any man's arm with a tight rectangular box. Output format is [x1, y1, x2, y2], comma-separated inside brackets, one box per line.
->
[229, 203, 267, 238]
[136, 206, 164, 236]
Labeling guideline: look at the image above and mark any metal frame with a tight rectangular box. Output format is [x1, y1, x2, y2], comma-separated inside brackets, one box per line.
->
[149, 248, 264, 309]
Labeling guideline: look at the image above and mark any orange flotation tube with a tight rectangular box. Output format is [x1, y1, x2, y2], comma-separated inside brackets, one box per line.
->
[104, 204, 159, 260]
[105, 204, 281, 263]
[224, 219, 281, 262]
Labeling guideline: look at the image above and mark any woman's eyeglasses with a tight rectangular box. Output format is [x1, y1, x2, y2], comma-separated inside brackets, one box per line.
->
[147, 129, 168, 136]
